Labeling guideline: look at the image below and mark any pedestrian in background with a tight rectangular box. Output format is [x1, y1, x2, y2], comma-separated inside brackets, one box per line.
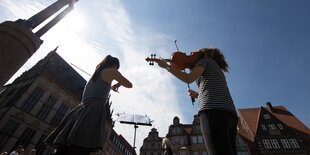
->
[162, 137, 173, 155]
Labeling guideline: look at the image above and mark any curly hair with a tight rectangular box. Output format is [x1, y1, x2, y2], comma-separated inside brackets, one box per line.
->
[198, 48, 229, 72]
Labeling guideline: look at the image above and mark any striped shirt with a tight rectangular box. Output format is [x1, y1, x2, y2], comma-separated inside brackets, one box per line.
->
[196, 59, 237, 117]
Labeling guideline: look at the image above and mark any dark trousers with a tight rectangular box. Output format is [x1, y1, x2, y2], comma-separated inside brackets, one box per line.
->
[199, 109, 238, 155]
[54, 145, 96, 155]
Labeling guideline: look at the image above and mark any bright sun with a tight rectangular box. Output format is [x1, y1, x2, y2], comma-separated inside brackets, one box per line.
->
[61, 9, 87, 33]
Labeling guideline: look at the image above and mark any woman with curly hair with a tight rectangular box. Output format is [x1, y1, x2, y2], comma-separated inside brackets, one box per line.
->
[156, 48, 238, 155]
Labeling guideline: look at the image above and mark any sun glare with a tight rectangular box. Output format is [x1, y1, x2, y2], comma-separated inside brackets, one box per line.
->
[62, 10, 87, 33]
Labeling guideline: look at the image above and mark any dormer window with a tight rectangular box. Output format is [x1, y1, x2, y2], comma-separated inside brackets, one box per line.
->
[263, 114, 271, 119]
[277, 124, 283, 130]
[261, 125, 267, 130]
[268, 124, 276, 130]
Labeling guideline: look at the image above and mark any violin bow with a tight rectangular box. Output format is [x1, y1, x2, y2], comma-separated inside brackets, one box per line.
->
[174, 40, 195, 105]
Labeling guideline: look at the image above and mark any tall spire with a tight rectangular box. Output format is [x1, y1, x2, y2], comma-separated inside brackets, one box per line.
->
[0, 0, 79, 86]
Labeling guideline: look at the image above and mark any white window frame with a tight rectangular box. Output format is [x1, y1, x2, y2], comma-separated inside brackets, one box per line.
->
[277, 124, 283, 130]
[262, 139, 272, 149]
[280, 139, 291, 148]
[263, 114, 271, 119]
[270, 139, 280, 148]
[289, 139, 300, 148]
[261, 125, 266, 130]
[268, 124, 276, 130]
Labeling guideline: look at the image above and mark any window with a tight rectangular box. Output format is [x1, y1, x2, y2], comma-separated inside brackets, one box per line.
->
[262, 139, 272, 149]
[0, 134, 10, 150]
[177, 127, 181, 133]
[261, 125, 266, 130]
[192, 136, 197, 144]
[174, 137, 179, 144]
[198, 136, 204, 144]
[268, 124, 276, 130]
[0, 119, 20, 149]
[50, 103, 68, 126]
[15, 127, 36, 147]
[21, 87, 44, 112]
[280, 139, 291, 148]
[1, 119, 20, 136]
[270, 139, 280, 148]
[180, 136, 184, 145]
[37, 95, 57, 121]
[277, 124, 283, 130]
[289, 139, 300, 148]
[263, 114, 271, 119]
[35, 135, 47, 155]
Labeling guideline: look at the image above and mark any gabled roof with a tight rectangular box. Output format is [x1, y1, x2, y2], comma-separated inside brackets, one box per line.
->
[238, 103, 310, 141]
[15, 48, 87, 100]
[238, 107, 261, 140]
[270, 106, 310, 136]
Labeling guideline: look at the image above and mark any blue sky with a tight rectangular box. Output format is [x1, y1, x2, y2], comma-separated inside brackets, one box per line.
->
[1, 0, 309, 152]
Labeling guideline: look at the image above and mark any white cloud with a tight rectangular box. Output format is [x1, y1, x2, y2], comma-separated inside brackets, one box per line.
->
[0, 0, 44, 20]
[90, 0, 186, 152]
[1, 0, 187, 153]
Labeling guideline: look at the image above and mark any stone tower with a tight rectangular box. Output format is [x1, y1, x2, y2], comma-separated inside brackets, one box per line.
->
[0, 0, 78, 86]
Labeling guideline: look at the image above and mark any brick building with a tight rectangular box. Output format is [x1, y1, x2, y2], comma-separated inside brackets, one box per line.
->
[0, 49, 136, 155]
[140, 102, 310, 155]
[140, 128, 163, 155]
[140, 115, 250, 155]
[238, 102, 310, 155]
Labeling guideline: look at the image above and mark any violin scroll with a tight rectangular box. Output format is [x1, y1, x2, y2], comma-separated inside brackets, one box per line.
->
[145, 54, 158, 66]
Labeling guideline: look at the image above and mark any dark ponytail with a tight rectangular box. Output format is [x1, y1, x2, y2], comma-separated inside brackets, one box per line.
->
[91, 55, 120, 81]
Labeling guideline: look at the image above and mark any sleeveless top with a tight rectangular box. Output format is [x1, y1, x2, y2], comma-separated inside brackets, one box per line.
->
[195, 59, 237, 117]
[82, 71, 111, 102]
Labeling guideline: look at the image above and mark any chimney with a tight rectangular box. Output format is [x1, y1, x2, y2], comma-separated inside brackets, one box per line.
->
[266, 102, 275, 112]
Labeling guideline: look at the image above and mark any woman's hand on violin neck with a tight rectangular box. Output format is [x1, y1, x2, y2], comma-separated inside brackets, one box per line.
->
[157, 58, 170, 68]
[188, 89, 198, 98]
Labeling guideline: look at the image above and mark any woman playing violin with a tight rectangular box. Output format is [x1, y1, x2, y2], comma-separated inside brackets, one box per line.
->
[156, 48, 238, 155]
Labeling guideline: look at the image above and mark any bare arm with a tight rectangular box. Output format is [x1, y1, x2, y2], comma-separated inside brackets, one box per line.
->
[157, 59, 205, 84]
[112, 70, 133, 88]
[101, 68, 132, 92]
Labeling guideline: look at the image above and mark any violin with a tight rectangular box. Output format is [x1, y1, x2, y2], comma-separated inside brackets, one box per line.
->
[145, 51, 203, 105]
[145, 51, 202, 70]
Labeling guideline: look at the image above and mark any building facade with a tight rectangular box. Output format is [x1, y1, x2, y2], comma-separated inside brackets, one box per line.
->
[140, 115, 250, 155]
[140, 102, 310, 155]
[140, 128, 163, 155]
[238, 102, 310, 155]
[0, 49, 135, 155]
